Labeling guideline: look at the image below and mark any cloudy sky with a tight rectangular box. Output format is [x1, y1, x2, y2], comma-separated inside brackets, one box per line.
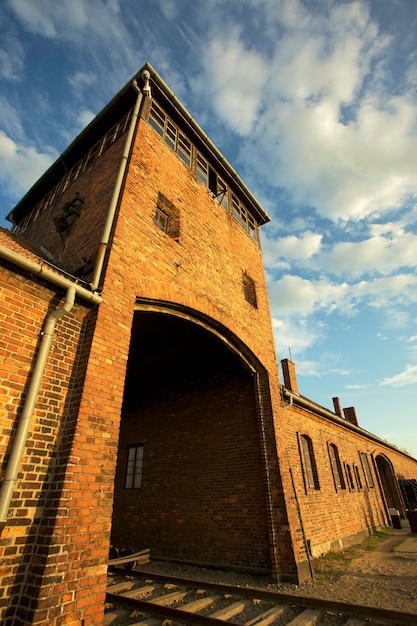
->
[1, 0, 417, 457]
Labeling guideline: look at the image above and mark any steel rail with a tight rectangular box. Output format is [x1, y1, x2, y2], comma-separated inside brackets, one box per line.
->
[107, 568, 417, 624]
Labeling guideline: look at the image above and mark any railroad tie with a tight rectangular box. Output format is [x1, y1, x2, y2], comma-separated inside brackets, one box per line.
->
[285, 608, 322, 626]
[103, 608, 131, 626]
[209, 598, 252, 620]
[150, 589, 189, 605]
[179, 593, 222, 613]
[115, 584, 159, 599]
[245, 603, 289, 626]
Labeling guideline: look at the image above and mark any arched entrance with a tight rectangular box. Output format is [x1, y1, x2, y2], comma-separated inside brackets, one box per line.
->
[111, 304, 276, 574]
[374, 454, 404, 517]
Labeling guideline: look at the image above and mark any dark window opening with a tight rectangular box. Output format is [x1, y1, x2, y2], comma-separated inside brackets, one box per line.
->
[354, 465, 363, 490]
[54, 193, 85, 233]
[328, 443, 346, 490]
[125, 444, 144, 489]
[360, 452, 374, 488]
[345, 463, 355, 490]
[299, 434, 320, 491]
[243, 273, 258, 308]
[155, 193, 180, 241]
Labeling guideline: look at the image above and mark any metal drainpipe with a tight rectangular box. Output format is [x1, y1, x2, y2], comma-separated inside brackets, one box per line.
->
[89, 71, 151, 291]
[0, 287, 76, 522]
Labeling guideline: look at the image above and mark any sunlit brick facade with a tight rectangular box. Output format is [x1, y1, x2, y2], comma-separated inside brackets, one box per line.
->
[1, 63, 416, 624]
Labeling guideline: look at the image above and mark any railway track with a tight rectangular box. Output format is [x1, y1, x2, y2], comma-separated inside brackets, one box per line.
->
[105, 567, 416, 625]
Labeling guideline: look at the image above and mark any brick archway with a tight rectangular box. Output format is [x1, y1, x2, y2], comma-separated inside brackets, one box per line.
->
[375, 454, 405, 516]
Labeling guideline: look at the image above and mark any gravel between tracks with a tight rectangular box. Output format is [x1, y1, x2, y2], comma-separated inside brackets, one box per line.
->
[135, 523, 417, 616]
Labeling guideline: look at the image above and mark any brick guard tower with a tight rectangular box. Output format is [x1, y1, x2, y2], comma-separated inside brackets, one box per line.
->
[3, 62, 416, 625]
[0, 64, 304, 624]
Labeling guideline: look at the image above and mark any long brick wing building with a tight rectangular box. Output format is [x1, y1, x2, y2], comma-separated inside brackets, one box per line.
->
[0, 63, 416, 624]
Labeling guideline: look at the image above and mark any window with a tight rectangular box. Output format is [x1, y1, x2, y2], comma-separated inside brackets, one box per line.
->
[360, 452, 374, 488]
[54, 193, 85, 233]
[154, 207, 169, 233]
[155, 193, 180, 240]
[125, 444, 144, 489]
[243, 272, 257, 308]
[354, 465, 363, 490]
[345, 463, 355, 490]
[232, 195, 259, 242]
[148, 101, 191, 167]
[15, 108, 133, 235]
[328, 443, 346, 490]
[196, 152, 208, 186]
[147, 102, 261, 243]
[299, 434, 320, 491]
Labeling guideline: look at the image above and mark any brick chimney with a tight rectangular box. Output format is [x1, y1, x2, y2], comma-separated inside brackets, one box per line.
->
[281, 359, 299, 394]
[332, 397, 343, 417]
[343, 406, 358, 426]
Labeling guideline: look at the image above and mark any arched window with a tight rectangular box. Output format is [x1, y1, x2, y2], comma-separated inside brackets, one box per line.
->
[299, 434, 320, 491]
[328, 443, 346, 491]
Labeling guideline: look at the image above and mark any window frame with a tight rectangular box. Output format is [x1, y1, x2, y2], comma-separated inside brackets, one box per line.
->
[328, 443, 346, 491]
[298, 433, 320, 492]
[147, 102, 260, 243]
[360, 452, 374, 488]
[125, 444, 144, 489]
[345, 462, 355, 491]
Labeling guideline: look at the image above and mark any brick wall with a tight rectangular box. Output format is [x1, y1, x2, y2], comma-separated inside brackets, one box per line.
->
[280, 388, 417, 563]
[113, 357, 271, 571]
[0, 254, 95, 624]
[107, 117, 300, 579]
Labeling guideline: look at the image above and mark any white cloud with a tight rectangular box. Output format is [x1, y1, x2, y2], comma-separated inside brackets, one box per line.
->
[0, 32, 25, 80]
[381, 364, 417, 387]
[310, 231, 417, 278]
[262, 230, 322, 268]
[272, 316, 324, 359]
[196, 33, 268, 135]
[0, 130, 56, 198]
[198, 1, 417, 224]
[77, 109, 96, 129]
[69, 71, 97, 94]
[268, 272, 417, 320]
[0, 98, 24, 140]
[8, 0, 90, 38]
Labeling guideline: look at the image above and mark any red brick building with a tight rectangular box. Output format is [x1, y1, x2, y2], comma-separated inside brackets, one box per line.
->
[0, 63, 416, 624]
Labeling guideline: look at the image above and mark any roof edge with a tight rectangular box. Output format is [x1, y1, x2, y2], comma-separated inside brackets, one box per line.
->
[8, 62, 271, 226]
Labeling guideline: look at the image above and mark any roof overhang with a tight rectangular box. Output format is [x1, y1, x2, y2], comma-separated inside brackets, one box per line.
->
[8, 63, 271, 227]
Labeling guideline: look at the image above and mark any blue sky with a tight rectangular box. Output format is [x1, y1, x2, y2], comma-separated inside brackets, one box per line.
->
[1, 0, 417, 457]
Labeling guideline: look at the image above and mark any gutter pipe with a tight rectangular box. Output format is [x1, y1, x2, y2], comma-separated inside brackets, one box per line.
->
[0, 247, 102, 523]
[0, 288, 76, 522]
[282, 387, 413, 459]
[0, 245, 102, 305]
[89, 71, 151, 291]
